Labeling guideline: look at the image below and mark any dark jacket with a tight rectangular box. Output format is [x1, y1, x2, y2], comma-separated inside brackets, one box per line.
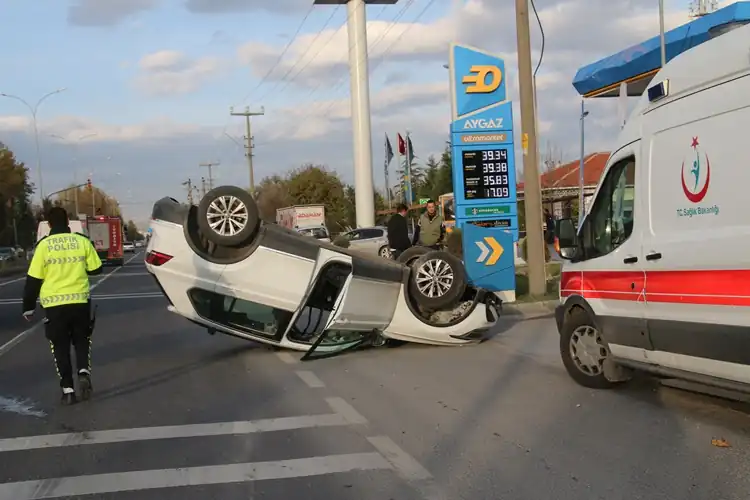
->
[386, 213, 411, 252]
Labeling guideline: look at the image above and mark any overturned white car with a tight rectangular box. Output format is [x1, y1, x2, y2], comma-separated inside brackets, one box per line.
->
[145, 186, 500, 359]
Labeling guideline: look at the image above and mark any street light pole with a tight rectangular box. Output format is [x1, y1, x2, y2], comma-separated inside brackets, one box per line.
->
[0, 88, 67, 200]
[578, 101, 589, 226]
[659, 0, 666, 67]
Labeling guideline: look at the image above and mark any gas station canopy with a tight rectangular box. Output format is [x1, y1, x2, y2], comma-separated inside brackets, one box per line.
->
[572, 1, 750, 98]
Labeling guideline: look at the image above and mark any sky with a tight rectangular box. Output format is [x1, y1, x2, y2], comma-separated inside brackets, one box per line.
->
[0, 0, 706, 227]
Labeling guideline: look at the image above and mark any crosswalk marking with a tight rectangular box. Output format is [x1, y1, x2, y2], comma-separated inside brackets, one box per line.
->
[0, 452, 393, 500]
[0, 412, 355, 453]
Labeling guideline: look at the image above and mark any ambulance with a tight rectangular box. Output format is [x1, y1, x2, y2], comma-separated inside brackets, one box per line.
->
[555, 21, 750, 394]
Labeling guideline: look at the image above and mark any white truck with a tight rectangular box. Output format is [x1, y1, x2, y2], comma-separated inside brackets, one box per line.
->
[276, 205, 331, 242]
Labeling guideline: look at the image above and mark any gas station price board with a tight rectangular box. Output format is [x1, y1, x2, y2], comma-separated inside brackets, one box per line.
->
[461, 148, 511, 200]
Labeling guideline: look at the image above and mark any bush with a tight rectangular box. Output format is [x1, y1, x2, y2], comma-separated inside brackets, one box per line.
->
[332, 235, 350, 248]
[519, 236, 550, 263]
[445, 228, 463, 259]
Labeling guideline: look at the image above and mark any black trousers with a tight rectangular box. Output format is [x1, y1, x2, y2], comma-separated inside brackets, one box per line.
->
[44, 302, 92, 389]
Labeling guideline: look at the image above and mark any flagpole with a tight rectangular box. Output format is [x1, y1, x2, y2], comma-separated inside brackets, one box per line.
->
[384, 134, 392, 209]
[405, 130, 413, 205]
[395, 133, 403, 203]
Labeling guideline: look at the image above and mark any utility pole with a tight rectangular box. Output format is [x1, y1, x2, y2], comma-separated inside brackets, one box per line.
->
[515, 0, 546, 296]
[230, 106, 265, 196]
[182, 179, 195, 205]
[201, 177, 207, 198]
[200, 161, 219, 191]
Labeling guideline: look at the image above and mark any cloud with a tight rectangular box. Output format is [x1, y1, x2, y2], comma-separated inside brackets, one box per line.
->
[184, 0, 310, 14]
[133, 50, 225, 96]
[67, 0, 159, 26]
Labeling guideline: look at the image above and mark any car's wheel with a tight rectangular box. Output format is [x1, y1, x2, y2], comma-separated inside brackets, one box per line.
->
[395, 246, 430, 266]
[408, 250, 467, 310]
[378, 245, 391, 259]
[198, 185, 260, 247]
[559, 308, 620, 389]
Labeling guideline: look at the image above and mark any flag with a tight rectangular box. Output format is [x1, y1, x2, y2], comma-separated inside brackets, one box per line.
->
[406, 135, 415, 165]
[385, 134, 393, 166]
[397, 133, 406, 155]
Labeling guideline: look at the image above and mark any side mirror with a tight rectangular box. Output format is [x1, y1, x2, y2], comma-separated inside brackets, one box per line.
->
[554, 218, 578, 260]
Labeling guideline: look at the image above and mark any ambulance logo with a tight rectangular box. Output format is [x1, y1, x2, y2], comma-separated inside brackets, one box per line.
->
[681, 136, 710, 203]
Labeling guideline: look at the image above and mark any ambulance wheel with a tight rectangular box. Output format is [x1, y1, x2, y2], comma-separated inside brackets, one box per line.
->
[408, 251, 466, 311]
[560, 308, 620, 390]
[396, 246, 430, 266]
[198, 185, 260, 247]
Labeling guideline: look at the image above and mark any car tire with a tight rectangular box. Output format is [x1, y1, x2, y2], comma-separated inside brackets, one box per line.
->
[198, 185, 260, 247]
[408, 250, 467, 310]
[395, 246, 430, 266]
[378, 245, 391, 259]
[559, 308, 620, 389]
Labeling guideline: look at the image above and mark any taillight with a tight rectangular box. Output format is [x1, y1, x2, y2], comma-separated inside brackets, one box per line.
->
[145, 251, 172, 266]
[554, 236, 560, 254]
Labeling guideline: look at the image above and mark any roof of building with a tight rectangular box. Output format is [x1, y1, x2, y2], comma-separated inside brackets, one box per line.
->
[517, 152, 610, 191]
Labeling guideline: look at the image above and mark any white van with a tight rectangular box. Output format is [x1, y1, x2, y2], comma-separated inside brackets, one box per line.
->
[555, 22, 750, 394]
[37, 220, 86, 242]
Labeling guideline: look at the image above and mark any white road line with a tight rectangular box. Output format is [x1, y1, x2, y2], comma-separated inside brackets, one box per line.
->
[296, 370, 326, 388]
[0, 259, 129, 359]
[0, 276, 25, 288]
[0, 413, 353, 453]
[325, 397, 367, 425]
[276, 352, 298, 364]
[366, 436, 433, 481]
[0, 453, 392, 500]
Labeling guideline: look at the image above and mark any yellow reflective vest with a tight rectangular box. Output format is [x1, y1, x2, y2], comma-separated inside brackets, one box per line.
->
[28, 232, 102, 308]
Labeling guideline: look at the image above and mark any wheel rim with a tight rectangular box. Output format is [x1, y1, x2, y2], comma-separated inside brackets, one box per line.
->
[379, 247, 391, 258]
[415, 258, 454, 298]
[569, 325, 607, 376]
[206, 195, 249, 237]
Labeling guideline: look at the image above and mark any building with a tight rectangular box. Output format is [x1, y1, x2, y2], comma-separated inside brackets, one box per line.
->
[517, 152, 609, 218]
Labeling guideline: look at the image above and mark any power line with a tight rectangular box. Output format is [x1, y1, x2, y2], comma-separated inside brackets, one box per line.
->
[256, 6, 343, 103]
[264, 0, 420, 144]
[236, 3, 317, 107]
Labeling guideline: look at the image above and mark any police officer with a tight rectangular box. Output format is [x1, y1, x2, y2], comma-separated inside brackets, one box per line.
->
[412, 199, 445, 250]
[22, 207, 103, 405]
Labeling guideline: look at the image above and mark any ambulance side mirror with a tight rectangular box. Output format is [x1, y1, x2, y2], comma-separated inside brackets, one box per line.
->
[554, 218, 578, 260]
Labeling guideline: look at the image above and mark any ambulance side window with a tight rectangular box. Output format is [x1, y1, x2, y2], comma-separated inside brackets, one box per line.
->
[581, 157, 635, 260]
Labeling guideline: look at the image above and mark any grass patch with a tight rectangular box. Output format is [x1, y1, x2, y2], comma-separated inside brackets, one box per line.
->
[515, 263, 560, 302]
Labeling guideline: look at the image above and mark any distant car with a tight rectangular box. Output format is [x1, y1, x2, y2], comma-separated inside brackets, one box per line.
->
[343, 226, 391, 258]
[0, 247, 15, 262]
[123, 241, 135, 253]
[145, 185, 500, 358]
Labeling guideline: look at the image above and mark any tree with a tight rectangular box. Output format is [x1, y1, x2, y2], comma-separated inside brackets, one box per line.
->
[394, 158, 425, 203]
[53, 185, 121, 218]
[125, 220, 144, 241]
[0, 144, 35, 247]
[255, 175, 291, 222]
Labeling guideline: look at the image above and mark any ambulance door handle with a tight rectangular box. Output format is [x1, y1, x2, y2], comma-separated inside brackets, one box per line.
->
[646, 252, 662, 261]
[623, 256, 638, 264]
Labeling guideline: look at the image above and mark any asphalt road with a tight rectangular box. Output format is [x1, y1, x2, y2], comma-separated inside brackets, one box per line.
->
[0, 253, 748, 499]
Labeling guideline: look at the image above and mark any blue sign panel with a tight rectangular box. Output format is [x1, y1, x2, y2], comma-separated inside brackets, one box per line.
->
[461, 223, 516, 293]
[449, 43, 518, 293]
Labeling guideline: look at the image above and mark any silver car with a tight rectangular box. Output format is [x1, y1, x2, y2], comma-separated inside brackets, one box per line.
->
[343, 226, 391, 258]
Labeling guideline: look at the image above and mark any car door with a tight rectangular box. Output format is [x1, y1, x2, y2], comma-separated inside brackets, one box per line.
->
[302, 263, 402, 360]
[568, 146, 651, 352]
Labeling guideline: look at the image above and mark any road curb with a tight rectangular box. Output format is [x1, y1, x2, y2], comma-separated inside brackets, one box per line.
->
[501, 299, 557, 319]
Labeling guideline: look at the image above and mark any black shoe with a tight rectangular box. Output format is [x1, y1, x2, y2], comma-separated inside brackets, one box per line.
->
[61, 391, 77, 405]
[78, 373, 93, 401]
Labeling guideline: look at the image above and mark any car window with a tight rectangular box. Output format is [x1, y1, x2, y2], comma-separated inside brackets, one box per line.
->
[359, 229, 382, 239]
[346, 230, 361, 240]
[442, 198, 455, 222]
[581, 157, 635, 260]
[189, 289, 294, 338]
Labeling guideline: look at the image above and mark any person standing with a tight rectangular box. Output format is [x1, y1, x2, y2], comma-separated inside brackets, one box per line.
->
[22, 207, 103, 405]
[412, 199, 445, 249]
[386, 203, 411, 259]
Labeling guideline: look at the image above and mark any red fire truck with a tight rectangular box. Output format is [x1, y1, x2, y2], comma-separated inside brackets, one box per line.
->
[86, 215, 124, 266]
